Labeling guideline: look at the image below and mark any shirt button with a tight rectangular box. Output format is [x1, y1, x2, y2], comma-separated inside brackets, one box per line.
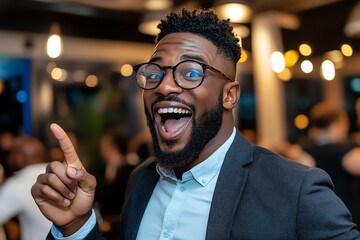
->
[163, 231, 169, 238]
[180, 186, 185, 192]
[202, 179, 207, 184]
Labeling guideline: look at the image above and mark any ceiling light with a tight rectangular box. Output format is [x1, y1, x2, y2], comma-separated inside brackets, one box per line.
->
[46, 23, 63, 58]
[214, 0, 252, 23]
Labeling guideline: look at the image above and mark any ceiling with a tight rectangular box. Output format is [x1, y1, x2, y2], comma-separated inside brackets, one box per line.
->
[0, 0, 359, 57]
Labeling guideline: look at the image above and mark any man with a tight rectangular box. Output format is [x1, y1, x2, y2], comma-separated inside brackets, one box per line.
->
[31, 8, 360, 239]
[0, 135, 52, 240]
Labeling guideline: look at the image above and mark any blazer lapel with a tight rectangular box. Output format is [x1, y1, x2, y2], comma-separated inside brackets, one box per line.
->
[125, 159, 159, 240]
[206, 131, 253, 240]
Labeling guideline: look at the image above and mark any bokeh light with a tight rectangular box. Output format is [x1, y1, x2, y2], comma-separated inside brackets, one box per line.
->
[284, 50, 299, 67]
[294, 114, 309, 130]
[300, 60, 313, 73]
[120, 64, 133, 77]
[85, 75, 98, 87]
[299, 43, 312, 56]
[341, 44, 353, 57]
[271, 51, 285, 73]
[321, 60, 335, 81]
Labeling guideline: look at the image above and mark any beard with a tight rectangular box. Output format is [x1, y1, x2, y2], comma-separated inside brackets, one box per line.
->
[145, 92, 223, 169]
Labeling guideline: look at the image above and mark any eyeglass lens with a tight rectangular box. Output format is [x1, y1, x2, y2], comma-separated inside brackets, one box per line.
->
[135, 60, 205, 90]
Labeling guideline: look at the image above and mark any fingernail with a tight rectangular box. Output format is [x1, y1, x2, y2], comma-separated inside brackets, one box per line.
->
[63, 199, 71, 206]
[69, 192, 75, 199]
[68, 167, 76, 175]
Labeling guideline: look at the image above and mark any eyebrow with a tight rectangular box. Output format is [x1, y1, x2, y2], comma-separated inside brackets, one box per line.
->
[149, 54, 207, 65]
[180, 55, 206, 63]
[149, 56, 161, 63]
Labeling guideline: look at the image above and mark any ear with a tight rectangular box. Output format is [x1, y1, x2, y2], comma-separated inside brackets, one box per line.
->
[222, 81, 240, 110]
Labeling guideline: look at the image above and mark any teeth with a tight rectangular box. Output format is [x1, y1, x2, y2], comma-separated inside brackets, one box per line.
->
[157, 108, 190, 115]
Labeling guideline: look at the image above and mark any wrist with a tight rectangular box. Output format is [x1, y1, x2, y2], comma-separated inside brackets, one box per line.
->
[59, 210, 93, 236]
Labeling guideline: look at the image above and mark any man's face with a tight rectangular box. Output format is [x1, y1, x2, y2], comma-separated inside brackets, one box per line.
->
[143, 32, 229, 169]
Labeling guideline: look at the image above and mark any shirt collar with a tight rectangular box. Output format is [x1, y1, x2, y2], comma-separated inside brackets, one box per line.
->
[156, 127, 236, 186]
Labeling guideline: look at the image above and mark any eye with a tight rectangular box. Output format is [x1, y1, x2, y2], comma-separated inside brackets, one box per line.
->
[183, 69, 203, 80]
[146, 73, 163, 80]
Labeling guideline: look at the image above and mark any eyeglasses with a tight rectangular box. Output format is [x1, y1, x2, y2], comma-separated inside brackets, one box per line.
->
[133, 59, 233, 90]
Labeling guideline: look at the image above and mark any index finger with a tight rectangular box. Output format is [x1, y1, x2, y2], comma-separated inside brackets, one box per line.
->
[50, 123, 83, 169]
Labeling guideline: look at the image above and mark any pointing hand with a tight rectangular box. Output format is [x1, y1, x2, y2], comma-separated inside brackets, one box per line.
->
[31, 123, 97, 236]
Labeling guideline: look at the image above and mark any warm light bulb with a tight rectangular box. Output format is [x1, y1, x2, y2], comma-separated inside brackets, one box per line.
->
[47, 34, 62, 58]
[321, 60, 335, 81]
[294, 114, 309, 130]
[300, 60, 313, 73]
[284, 50, 299, 67]
[85, 75, 98, 87]
[341, 44, 353, 57]
[271, 51, 285, 73]
[299, 43, 312, 56]
[120, 64, 133, 77]
[215, 3, 252, 23]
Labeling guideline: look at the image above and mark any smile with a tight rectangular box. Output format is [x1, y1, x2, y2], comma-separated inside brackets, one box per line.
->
[155, 106, 192, 140]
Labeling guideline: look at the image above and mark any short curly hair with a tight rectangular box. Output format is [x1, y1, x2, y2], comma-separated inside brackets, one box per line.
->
[156, 8, 241, 65]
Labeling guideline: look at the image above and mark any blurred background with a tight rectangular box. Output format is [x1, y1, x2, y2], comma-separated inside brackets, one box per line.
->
[0, 0, 359, 166]
[0, 0, 360, 239]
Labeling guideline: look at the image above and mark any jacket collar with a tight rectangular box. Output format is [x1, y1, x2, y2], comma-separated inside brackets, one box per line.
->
[205, 130, 253, 239]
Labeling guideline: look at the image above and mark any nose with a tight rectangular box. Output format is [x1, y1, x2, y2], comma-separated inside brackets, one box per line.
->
[154, 69, 183, 96]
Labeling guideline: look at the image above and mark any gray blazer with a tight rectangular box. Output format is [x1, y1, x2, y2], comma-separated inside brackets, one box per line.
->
[121, 130, 360, 240]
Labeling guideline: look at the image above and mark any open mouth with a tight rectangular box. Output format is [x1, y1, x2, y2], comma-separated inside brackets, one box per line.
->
[155, 107, 192, 139]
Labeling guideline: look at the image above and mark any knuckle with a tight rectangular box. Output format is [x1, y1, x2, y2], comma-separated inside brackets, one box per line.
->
[39, 184, 51, 195]
[46, 162, 58, 172]
[47, 172, 57, 182]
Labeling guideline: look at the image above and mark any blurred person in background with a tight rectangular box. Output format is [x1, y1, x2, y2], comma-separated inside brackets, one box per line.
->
[280, 141, 316, 168]
[94, 126, 137, 240]
[0, 131, 16, 240]
[0, 135, 52, 240]
[303, 101, 360, 226]
[127, 131, 153, 164]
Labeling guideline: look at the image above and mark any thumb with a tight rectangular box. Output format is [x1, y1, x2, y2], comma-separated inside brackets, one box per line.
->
[67, 167, 96, 194]
[50, 123, 83, 169]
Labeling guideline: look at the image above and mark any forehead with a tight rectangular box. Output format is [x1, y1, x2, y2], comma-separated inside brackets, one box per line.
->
[150, 32, 218, 63]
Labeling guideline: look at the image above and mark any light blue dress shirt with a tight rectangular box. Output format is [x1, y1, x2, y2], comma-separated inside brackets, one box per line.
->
[51, 128, 236, 239]
[137, 128, 236, 240]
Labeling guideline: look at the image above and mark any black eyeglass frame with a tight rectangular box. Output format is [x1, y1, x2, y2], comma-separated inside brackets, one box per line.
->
[133, 59, 234, 90]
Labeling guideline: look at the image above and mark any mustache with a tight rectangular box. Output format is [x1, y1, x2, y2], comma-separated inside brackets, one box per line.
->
[151, 95, 195, 113]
